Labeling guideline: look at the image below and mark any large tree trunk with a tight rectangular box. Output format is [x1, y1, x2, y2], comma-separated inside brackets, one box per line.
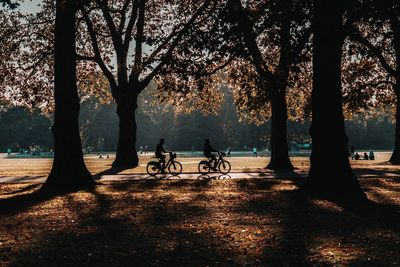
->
[266, 0, 294, 171]
[42, 0, 94, 192]
[389, 89, 400, 164]
[304, 0, 362, 196]
[267, 88, 294, 170]
[112, 95, 139, 168]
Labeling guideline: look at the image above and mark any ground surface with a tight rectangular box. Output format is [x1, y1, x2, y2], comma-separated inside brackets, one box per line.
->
[1, 178, 400, 266]
[1, 154, 400, 266]
[0, 152, 397, 178]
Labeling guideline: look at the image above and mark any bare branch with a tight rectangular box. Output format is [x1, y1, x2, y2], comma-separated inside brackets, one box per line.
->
[95, 0, 123, 49]
[81, 6, 117, 89]
[76, 54, 96, 61]
[132, 0, 145, 80]
[123, 0, 139, 50]
[138, 0, 213, 89]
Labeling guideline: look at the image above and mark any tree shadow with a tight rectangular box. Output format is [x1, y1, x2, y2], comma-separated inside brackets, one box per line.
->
[8, 185, 241, 266]
[0, 188, 64, 216]
[1, 183, 42, 196]
[332, 196, 400, 233]
[93, 166, 130, 180]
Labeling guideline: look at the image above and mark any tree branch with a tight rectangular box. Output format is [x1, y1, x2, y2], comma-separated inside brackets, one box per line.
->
[348, 25, 397, 78]
[81, 6, 117, 90]
[227, 0, 275, 87]
[131, 0, 145, 82]
[95, 0, 123, 49]
[118, 0, 131, 35]
[123, 0, 139, 51]
[137, 0, 213, 89]
[76, 54, 96, 61]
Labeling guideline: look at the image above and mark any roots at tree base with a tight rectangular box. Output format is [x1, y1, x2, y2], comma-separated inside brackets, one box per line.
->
[112, 153, 139, 168]
[266, 156, 294, 171]
[41, 166, 94, 193]
[303, 171, 365, 199]
[389, 149, 400, 165]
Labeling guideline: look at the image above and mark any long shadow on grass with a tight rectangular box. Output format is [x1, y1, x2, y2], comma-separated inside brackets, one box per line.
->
[1, 183, 41, 196]
[93, 166, 128, 180]
[230, 178, 400, 265]
[8, 184, 241, 266]
[333, 196, 400, 233]
[0, 187, 61, 216]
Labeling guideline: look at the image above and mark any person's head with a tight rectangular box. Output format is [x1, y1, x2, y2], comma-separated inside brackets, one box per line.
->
[205, 138, 210, 144]
[159, 138, 164, 144]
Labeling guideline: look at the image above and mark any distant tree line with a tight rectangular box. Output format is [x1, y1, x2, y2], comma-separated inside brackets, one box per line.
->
[0, 97, 395, 153]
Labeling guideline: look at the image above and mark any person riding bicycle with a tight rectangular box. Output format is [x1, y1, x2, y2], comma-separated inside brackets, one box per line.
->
[203, 138, 219, 170]
[155, 138, 170, 173]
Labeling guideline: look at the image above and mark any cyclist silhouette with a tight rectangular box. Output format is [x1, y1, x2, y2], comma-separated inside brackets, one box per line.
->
[203, 138, 219, 170]
[155, 138, 170, 173]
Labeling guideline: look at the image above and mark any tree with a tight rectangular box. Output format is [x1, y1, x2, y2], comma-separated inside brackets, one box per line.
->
[221, 0, 312, 170]
[344, 1, 400, 164]
[304, 0, 363, 195]
[77, 0, 215, 167]
[42, 0, 94, 192]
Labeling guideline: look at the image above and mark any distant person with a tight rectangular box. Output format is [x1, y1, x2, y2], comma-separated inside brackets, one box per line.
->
[7, 148, 11, 155]
[139, 145, 143, 154]
[204, 138, 219, 170]
[363, 152, 369, 160]
[226, 147, 231, 158]
[354, 152, 360, 160]
[350, 144, 355, 159]
[369, 150, 375, 160]
[156, 139, 169, 173]
[252, 147, 258, 157]
[191, 146, 195, 153]
[144, 145, 148, 154]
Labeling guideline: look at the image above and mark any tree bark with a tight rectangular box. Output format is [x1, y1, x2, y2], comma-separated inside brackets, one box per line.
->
[267, 88, 294, 171]
[389, 89, 400, 164]
[112, 94, 139, 168]
[304, 0, 362, 196]
[42, 0, 94, 192]
[266, 0, 294, 171]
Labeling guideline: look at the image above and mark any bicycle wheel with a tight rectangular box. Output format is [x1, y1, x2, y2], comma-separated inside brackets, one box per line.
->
[168, 161, 183, 176]
[198, 161, 211, 175]
[218, 160, 231, 174]
[146, 161, 160, 176]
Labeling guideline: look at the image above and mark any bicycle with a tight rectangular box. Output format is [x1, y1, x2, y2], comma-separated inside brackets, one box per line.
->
[146, 152, 183, 176]
[198, 151, 231, 175]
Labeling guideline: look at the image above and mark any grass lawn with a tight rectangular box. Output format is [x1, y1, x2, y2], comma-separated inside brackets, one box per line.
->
[0, 152, 398, 177]
[1, 177, 400, 266]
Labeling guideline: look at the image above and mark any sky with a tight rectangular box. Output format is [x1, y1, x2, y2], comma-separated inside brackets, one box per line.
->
[18, 0, 41, 14]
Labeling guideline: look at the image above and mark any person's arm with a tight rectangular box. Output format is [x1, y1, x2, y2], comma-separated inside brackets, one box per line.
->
[162, 145, 170, 153]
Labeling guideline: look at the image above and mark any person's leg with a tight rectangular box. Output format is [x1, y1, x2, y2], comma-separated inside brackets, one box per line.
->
[160, 155, 166, 172]
[211, 154, 217, 169]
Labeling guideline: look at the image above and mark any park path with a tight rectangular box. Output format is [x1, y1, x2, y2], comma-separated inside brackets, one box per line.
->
[0, 169, 399, 183]
[0, 171, 307, 183]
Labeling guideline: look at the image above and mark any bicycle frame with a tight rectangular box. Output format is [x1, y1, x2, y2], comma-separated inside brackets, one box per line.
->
[159, 152, 176, 169]
[208, 152, 224, 168]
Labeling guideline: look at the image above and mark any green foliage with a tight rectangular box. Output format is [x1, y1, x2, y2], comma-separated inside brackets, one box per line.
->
[0, 107, 52, 151]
